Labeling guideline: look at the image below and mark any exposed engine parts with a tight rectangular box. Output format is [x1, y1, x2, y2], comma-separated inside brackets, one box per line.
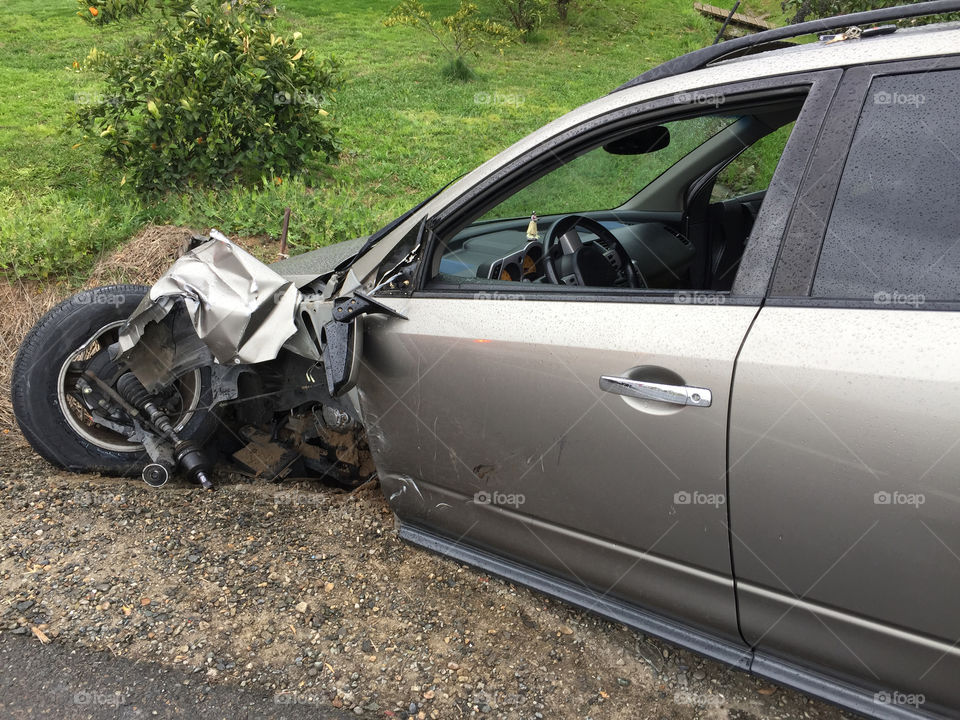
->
[73, 348, 373, 491]
[34, 241, 384, 493]
[230, 402, 374, 487]
[84, 370, 215, 489]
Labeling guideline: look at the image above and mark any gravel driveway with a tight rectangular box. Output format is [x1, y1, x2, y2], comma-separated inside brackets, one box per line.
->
[0, 435, 851, 719]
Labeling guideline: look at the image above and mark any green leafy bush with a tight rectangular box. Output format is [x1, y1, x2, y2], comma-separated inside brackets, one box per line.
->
[384, 1, 514, 80]
[77, 0, 151, 25]
[74, 0, 341, 193]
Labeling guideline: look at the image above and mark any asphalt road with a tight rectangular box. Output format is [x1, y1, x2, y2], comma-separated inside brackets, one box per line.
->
[0, 632, 353, 720]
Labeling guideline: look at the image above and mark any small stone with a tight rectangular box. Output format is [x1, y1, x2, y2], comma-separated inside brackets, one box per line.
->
[616, 677, 631, 687]
[295, 601, 308, 614]
[558, 625, 573, 635]
[140, 597, 151, 607]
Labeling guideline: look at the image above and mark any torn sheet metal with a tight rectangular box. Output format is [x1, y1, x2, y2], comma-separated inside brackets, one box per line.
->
[118, 230, 301, 365]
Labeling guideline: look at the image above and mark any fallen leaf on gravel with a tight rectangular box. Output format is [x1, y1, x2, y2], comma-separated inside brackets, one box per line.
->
[30, 625, 50, 644]
[140, 597, 151, 606]
[757, 686, 777, 695]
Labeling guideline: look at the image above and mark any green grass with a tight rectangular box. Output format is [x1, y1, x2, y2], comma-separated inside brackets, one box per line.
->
[0, 0, 788, 280]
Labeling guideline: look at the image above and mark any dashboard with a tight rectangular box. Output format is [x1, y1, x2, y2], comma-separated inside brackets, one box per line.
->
[437, 211, 695, 288]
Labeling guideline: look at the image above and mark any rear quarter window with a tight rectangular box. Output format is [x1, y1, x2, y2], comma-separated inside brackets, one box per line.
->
[812, 69, 960, 305]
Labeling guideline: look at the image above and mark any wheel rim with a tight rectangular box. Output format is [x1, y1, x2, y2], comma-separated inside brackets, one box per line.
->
[56, 321, 202, 453]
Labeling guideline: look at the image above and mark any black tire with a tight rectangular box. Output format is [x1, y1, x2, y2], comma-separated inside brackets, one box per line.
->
[12, 284, 218, 476]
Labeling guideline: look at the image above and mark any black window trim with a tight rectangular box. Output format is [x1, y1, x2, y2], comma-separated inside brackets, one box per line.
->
[769, 54, 960, 310]
[408, 69, 842, 305]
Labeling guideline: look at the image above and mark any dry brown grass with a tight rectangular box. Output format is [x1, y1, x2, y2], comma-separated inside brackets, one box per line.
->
[0, 282, 66, 438]
[85, 224, 199, 287]
[0, 225, 273, 436]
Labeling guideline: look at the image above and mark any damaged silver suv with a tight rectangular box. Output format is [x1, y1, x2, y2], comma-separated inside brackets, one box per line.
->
[13, 2, 960, 716]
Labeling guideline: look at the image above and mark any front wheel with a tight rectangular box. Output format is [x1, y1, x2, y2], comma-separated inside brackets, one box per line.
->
[12, 284, 218, 475]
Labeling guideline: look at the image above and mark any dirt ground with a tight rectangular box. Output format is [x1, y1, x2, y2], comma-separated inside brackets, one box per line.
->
[0, 433, 852, 720]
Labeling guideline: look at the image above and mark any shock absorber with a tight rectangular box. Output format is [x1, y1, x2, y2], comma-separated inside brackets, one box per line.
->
[115, 373, 213, 489]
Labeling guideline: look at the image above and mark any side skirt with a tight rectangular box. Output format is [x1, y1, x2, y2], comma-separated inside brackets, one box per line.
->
[397, 520, 945, 720]
[398, 520, 751, 670]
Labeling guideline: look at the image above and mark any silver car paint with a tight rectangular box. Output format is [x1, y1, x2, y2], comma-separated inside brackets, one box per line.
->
[730, 306, 960, 713]
[357, 297, 758, 641]
[120, 231, 301, 365]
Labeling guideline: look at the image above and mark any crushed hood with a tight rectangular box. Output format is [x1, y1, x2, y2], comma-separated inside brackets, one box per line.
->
[269, 236, 368, 288]
[118, 231, 301, 365]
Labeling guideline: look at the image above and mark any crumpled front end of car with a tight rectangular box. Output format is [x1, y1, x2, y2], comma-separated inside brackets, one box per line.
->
[108, 230, 388, 489]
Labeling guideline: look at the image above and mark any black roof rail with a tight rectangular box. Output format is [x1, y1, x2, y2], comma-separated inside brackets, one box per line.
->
[613, 0, 960, 92]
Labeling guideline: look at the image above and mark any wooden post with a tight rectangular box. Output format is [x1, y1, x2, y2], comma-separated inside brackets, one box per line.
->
[279, 207, 291, 259]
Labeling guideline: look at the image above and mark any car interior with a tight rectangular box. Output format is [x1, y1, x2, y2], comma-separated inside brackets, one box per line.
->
[428, 97, 804, 293]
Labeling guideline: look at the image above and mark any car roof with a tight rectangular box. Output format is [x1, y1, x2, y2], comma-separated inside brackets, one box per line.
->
[617, 0, 960, 88]
[708, 20, 960, 76]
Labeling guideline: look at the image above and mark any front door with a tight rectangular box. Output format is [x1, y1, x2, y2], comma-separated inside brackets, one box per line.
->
[357, 77, 835, 643]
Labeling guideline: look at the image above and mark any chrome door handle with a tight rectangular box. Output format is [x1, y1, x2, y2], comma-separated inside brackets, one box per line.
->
[599, 376, 712, 407]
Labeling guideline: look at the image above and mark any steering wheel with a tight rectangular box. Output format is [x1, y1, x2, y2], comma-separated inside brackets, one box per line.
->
[542, 215, 641, 288]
